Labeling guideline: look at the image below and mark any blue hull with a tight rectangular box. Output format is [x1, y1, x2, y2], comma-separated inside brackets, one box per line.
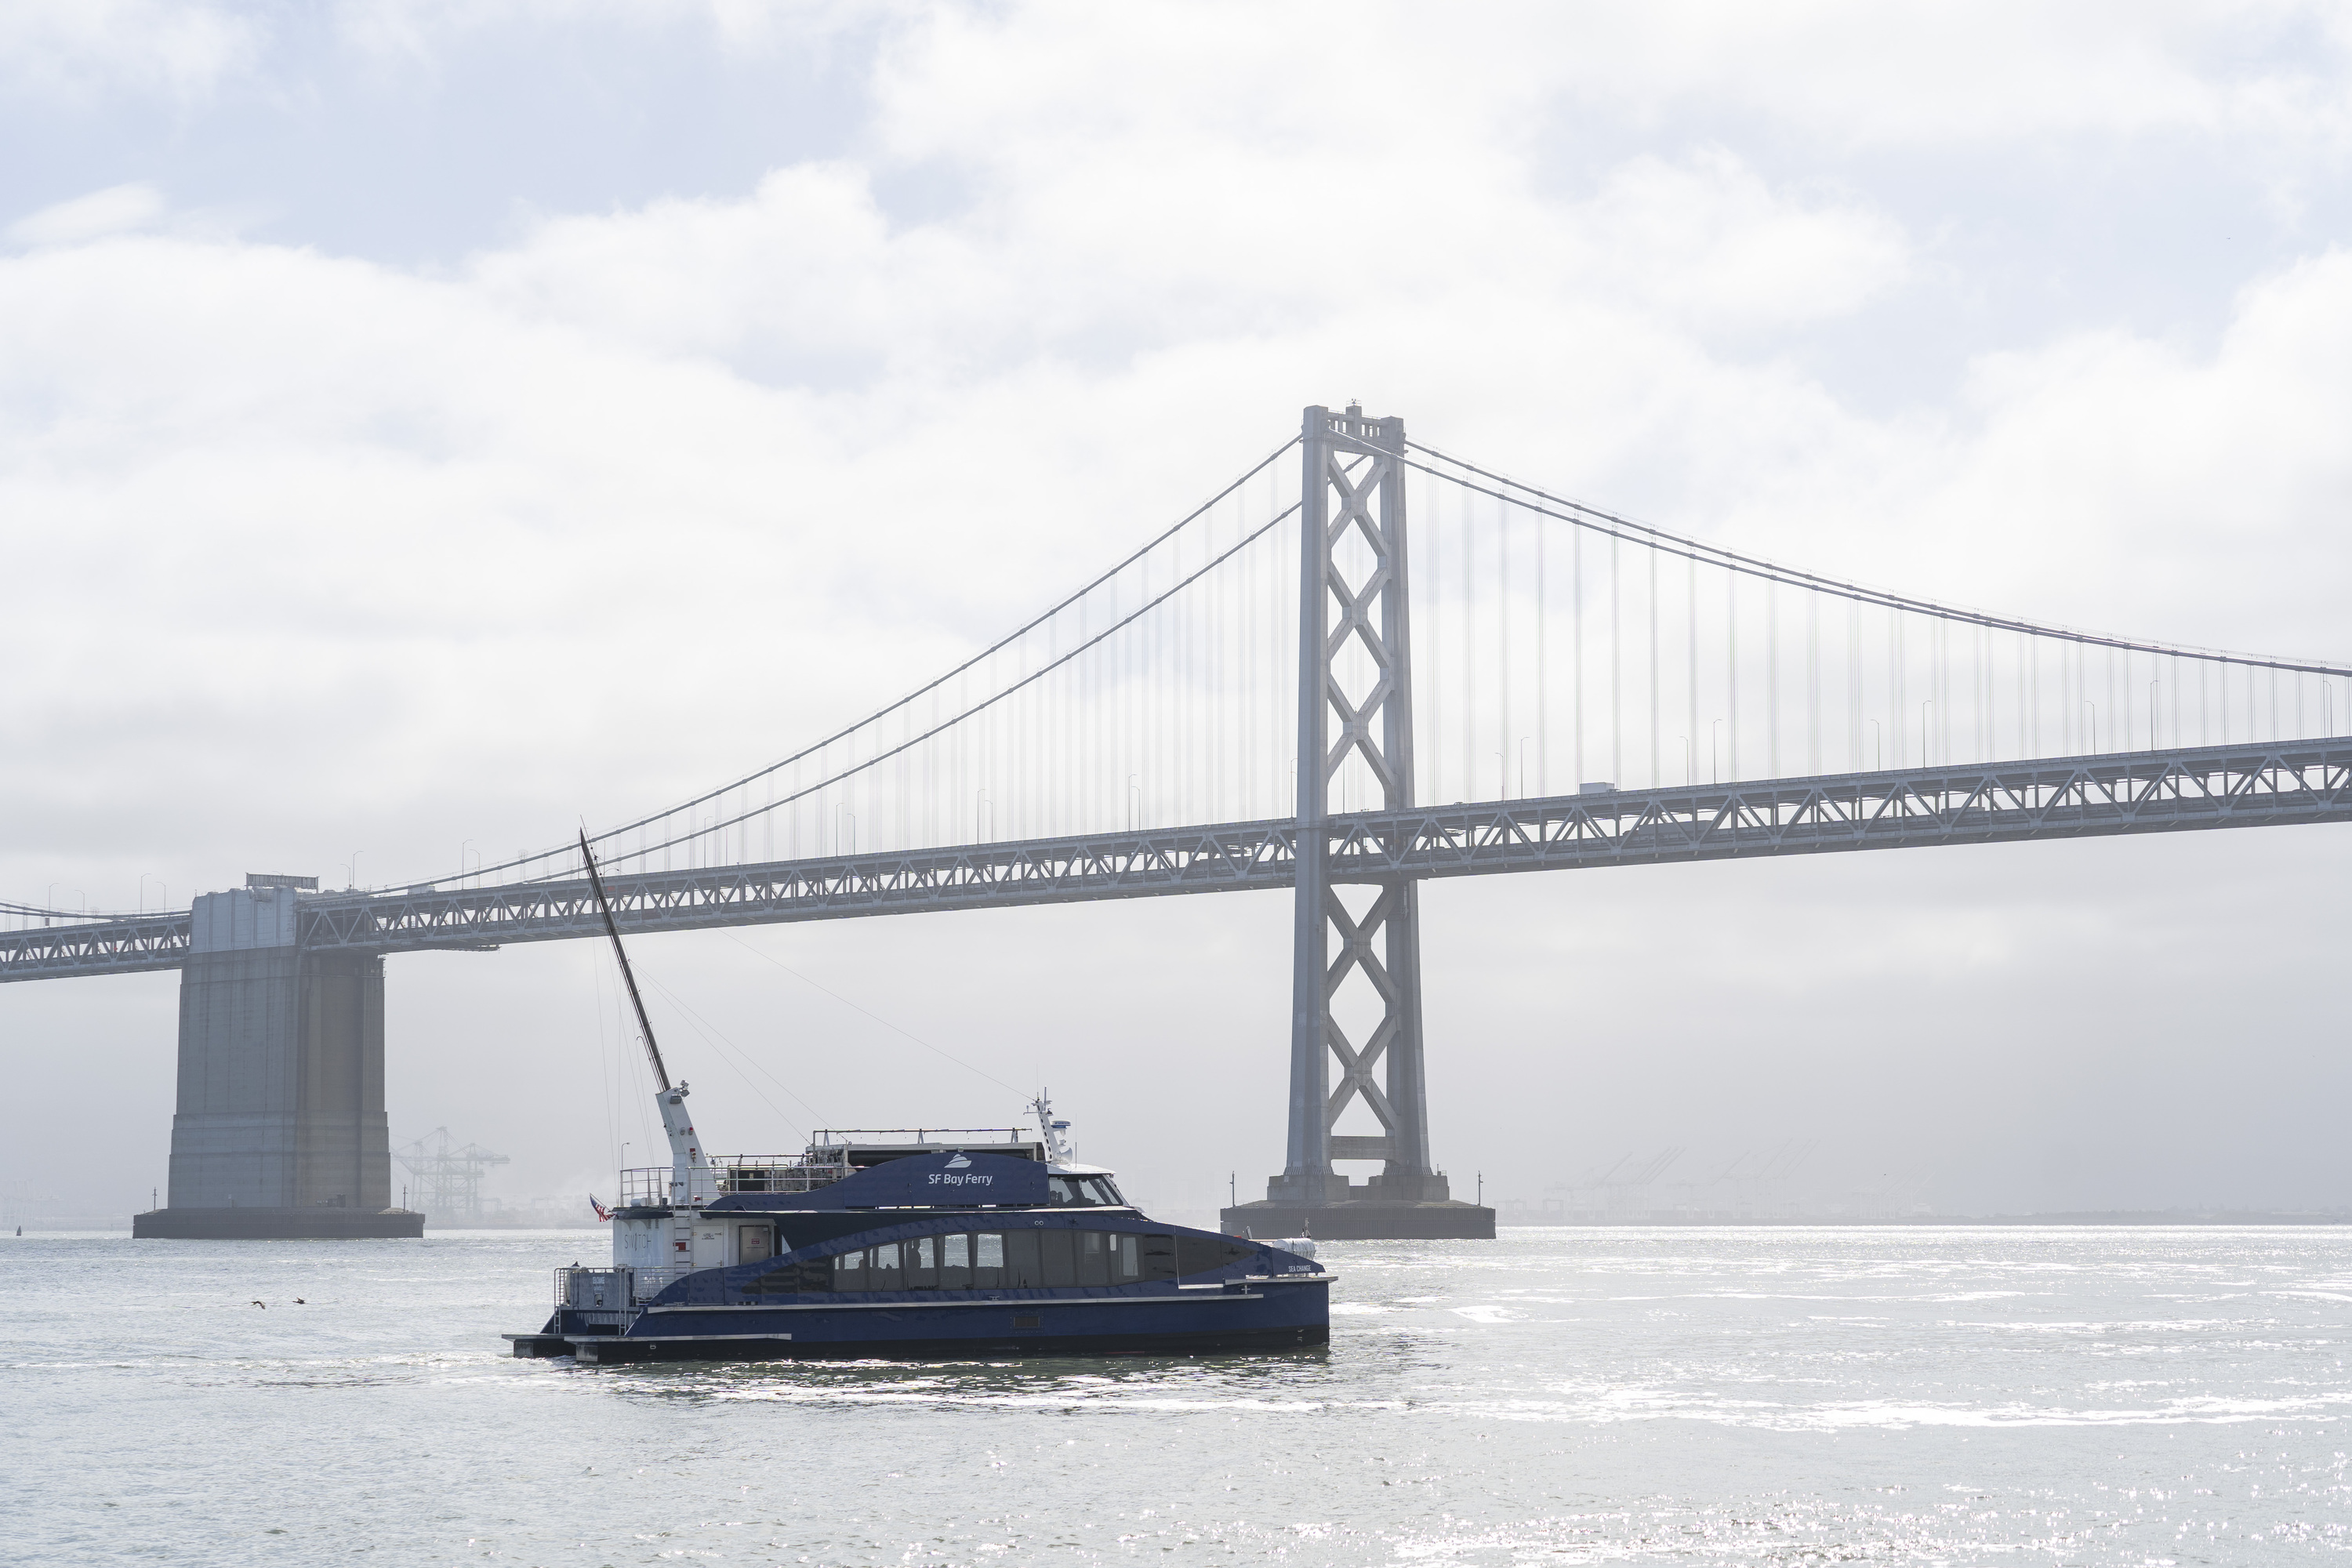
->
[521, 1281, 1329, 1362]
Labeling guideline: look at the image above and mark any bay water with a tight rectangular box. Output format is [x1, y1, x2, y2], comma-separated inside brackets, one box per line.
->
[8, 1225, 2351, 1564]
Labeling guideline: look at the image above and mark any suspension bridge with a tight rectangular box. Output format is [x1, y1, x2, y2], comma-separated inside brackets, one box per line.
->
[8, 405, 2350, 1237]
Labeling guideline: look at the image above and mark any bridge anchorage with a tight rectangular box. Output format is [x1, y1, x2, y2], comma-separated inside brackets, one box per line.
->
[9, 404, 2352, 1240]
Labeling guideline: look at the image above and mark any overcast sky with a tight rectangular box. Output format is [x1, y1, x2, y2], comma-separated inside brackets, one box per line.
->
[8, 1, 2352, 1224]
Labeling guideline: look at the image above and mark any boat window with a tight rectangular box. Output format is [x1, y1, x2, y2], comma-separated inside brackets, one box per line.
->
[752, 1259, 829, 1295]
[1040, 1230, 1076, 1287]
[1045, 1176, 1126, 1207]
[795, 1229, 1159, 1294]
[869, 1241, 904, 1290]
[1175, 1235, 1255, 1277]
[972, 1232, 1005, 1289]
[833, 1248, 868, 1292]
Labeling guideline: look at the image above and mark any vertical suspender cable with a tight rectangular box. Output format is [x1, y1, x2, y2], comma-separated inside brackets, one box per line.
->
[2122, 647, 2133, 751]
[1428, 474, 1442, 804]
[1462, 493, 1475, 798]
[1573, 528, 1584, 790]
[1891, 609, 1904, 767]
[1687, 554, 1699, 786]
[2117, 644, 2136, 752]
[1272, 503, 1283, 805]
[1962, 626, 1974, 761]
[1248, 485, 1258, 816]
[1806, 591, 1820, 774]
[1610, 534, 1622, 787]
[1930, 614, 1942, 766]
[1175, 531, 1188, 826]
[1211, 517, 1223, 815]
[1647, 543, 1660, 788]
[2173, 652, 2182, 749]
[2069, 640, 2081, 753]
[1984, 624, 1993, 761]
[1847, 598, 1861, 771]
[1536, 507, 1547, 797]
[1498, 492, 1512, 797]
[1726, 567, 1739, 781]
[2029, 636, 2040, 756]
[1277, 480, 1290, 813]
[2016, 631, 2026, 761]
[1766, 579, 1779, 778]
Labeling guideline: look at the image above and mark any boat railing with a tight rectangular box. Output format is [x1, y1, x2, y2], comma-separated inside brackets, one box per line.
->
[554, 1265, 630, 1310]
[617, 1156, 853, 1207]
[811, 1127, 1027, 1145]
[711, 1155, 854, 1194]
[623, 1265, 689, 1304]
[554, 1263, 696, 1309]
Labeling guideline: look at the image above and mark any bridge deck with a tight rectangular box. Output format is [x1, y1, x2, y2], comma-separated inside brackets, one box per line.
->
[6, 739, 2347, 982]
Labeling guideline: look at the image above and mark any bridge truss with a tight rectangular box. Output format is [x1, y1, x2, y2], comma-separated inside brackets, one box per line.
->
[10, 736, 2346, 985]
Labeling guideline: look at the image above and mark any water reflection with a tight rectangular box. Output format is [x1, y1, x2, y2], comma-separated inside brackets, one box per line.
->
[597, 1345, 1339, 1408]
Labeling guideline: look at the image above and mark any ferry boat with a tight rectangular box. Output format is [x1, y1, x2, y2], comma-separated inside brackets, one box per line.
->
[506, 836, 1330, 1364]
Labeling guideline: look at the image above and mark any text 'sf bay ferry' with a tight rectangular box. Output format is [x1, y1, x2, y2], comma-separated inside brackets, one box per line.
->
[506, 836, 1330, 1363]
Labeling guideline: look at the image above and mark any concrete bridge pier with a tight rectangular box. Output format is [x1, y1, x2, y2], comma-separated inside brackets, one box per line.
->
[133, 884, 422, 1239]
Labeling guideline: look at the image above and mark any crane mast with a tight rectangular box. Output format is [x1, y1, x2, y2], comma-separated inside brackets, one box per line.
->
[578, 829, 704, 1203]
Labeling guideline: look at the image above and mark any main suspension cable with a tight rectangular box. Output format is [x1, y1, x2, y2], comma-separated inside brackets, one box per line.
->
[444, 436, 1302, 890]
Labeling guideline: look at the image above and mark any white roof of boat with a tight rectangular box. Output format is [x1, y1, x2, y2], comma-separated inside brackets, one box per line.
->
[1048, 1162, 1115, 1177]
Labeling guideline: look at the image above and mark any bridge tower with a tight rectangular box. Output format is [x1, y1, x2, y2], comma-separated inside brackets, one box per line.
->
[132, 879, 421, 1239]
[1222, 405, 1494, 1240]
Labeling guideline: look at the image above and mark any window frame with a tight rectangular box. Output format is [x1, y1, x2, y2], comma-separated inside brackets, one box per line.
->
[832, 1248, 869, 1292]
[750, 1226, 1167, 1298]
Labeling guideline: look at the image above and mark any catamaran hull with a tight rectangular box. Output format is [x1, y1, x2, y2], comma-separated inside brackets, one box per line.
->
[511, 1283, 1330, 1362]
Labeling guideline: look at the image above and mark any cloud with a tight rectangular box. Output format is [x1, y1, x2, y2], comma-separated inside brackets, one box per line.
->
[0, 1, 262, 103]
[325, 0, 894, 75]
[1541, 1, 2334, 145]
[7, 183, 168, 248]
[866, 2, 2352, 163]
[1573, 153, 1910, 331]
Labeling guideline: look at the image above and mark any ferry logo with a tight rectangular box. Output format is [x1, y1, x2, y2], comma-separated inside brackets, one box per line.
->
[925, 1152, 996, 1189]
